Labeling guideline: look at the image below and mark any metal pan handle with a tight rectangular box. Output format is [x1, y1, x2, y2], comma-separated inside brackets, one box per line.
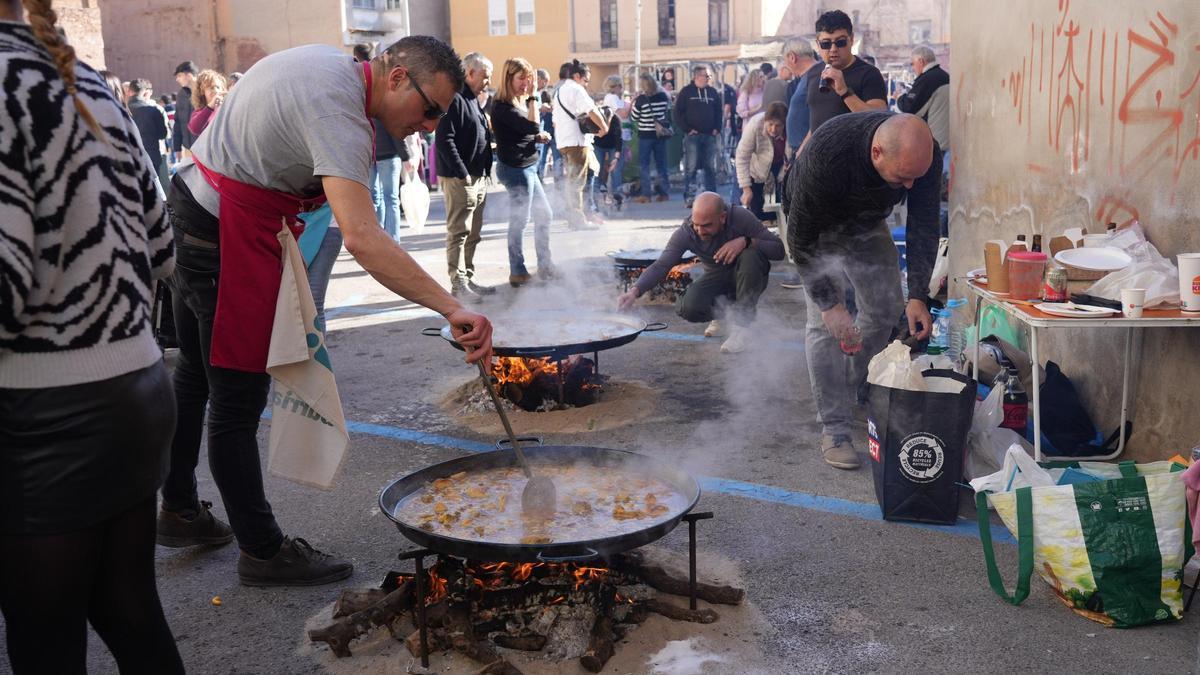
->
[536, 547, 599, 563]
[642, 322, 668, 332]
[496, 436, 544, 449]
[421, 327, 445, 337]
[512, 348, 558, 358]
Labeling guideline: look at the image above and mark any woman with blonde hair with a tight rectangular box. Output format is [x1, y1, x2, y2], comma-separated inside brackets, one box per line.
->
[0, 0, 184, 671]
[187, 68, 227, 137]
[491, 57, 556, 285]
[736, 68, 766, 121]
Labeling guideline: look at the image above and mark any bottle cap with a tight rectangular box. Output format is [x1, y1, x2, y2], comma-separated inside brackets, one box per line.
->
[927, 345, 945, 355]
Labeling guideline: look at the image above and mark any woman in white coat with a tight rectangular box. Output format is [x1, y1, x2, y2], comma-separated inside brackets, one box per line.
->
[735, 101, 788, 221]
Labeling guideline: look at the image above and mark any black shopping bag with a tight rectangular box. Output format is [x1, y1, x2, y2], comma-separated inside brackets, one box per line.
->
[867, 369, 977, 525]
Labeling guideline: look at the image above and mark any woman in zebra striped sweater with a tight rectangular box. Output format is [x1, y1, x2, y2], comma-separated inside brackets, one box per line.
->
[0, 1, 184, 672]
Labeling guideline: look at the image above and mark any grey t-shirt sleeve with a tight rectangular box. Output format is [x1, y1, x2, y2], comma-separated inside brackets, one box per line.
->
[307, 112, 373, 187]
[634, 226, 691, 295]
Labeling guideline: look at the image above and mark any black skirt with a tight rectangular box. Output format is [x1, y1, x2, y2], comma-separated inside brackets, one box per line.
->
[0, 361, 176, 535]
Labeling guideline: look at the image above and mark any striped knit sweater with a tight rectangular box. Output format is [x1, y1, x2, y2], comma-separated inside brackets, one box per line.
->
[0, 21, 173, 388]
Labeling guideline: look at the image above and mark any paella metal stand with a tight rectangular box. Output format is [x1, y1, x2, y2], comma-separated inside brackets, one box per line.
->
[683, 511, 714, 610]
[399, 548, 437, 671]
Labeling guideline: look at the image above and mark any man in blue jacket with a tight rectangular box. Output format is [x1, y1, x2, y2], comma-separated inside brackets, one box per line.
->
[437, 52, 495, 301]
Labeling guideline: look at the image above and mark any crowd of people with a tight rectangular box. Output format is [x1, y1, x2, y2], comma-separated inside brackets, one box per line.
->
[1, 0, 950, 670]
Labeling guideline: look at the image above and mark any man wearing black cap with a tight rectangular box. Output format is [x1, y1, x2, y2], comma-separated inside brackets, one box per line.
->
[172, 61, 198, 159]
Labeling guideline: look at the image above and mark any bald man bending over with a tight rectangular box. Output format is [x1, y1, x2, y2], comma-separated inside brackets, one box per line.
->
[786, 111, 941, 470]
[618, 192, 784, 353]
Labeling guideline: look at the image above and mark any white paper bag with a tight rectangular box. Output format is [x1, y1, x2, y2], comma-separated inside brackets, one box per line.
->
[265, 225, 349, 489]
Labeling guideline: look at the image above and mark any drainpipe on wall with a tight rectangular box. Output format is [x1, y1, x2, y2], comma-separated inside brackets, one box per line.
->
[568, 0, 576, 53]
[634, 0, 641, 76]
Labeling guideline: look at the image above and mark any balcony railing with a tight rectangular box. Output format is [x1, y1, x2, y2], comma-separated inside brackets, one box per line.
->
[574, 33, 752, 52]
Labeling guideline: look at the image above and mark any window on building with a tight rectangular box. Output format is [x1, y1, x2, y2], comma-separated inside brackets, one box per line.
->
[488, 0, 508, 36]
[386, 0, 404, 8]
[352, 0, 375, 9]
[514, 0, 535, 34]
[600, 0, 618, 49]
[909, 19, 932, 44]
[657, 0, 675, 46]
[708, 0, 728, 46]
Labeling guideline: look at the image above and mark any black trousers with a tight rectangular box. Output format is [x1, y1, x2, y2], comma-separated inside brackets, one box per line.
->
[161, 188, 284, 560]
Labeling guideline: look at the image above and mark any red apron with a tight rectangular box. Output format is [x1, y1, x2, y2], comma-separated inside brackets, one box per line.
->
[198, 61, 374, 373]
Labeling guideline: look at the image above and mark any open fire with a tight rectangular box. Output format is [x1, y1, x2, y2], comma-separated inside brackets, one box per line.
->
[308, 546, 744, 673]
[490, 355, 603, 411]
[615, 261, 698, 302]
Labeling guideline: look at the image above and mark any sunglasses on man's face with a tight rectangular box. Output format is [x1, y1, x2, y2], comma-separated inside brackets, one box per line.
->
[818, 37, 850, 50]
[409, 75, 446, 120]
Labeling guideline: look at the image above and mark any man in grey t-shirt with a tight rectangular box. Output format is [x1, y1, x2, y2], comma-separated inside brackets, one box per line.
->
[162, 36, 495, 587]
[617, 192, 784, 353]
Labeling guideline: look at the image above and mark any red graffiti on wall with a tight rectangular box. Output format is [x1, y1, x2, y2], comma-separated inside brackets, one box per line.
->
[1094, 196, 1140, 230]
[994, 4, 1200, 220]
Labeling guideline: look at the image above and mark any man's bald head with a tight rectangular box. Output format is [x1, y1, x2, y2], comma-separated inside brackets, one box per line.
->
[871, 113, 934, 189]
[689, 192, 729, 241]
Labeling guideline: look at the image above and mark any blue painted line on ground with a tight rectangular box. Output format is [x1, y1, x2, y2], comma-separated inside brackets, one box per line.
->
[314, 415, 1011, 545]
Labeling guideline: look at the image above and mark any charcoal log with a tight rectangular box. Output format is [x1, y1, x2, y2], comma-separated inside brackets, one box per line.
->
[580, 582, 617, 672]
[614, 552, 744, 605]
[333, 587, 389, 618]
[642, 598, 719, 624]
[307, 581, 414, 657]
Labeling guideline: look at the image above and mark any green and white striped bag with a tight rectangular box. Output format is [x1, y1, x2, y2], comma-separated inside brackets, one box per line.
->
[975, 457, 1192, 628]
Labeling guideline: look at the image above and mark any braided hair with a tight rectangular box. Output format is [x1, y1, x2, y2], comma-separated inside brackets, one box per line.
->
[22, 0, 103, 138]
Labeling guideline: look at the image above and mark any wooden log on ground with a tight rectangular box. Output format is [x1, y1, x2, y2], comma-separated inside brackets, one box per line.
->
[307, 580, 414, 657]
[333, 587, 390, 618]
[404, 629, 445, 657]
[641, 598, 719, 624]
[580, 584, 617, 673]
[614, 552, 744, 605]
[492, 633, 547, 651]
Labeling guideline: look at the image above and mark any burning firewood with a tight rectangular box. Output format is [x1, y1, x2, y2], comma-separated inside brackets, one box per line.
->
[640, 598, 719, 624]
[332, 587, 390, 618]
[308, 580, 415, 657]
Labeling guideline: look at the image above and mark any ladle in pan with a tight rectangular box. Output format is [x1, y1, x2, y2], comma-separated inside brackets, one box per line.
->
[470, 353, 557, 516]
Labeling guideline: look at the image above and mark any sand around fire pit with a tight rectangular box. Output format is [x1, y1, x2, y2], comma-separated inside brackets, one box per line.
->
[299, 547, 776, 674]
[439, 377, 665, 435]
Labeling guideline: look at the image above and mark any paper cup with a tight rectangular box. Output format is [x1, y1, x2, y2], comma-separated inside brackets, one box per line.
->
[1121, 288, 1146, 318]
[1180, 253, 1200, 313]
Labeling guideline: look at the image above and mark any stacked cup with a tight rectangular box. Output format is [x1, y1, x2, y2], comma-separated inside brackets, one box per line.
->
[1121, 288, 1146, 318]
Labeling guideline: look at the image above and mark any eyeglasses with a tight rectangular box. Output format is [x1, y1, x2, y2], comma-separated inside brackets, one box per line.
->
[408, 74, 446, 120]
[818, 37, 850, 50]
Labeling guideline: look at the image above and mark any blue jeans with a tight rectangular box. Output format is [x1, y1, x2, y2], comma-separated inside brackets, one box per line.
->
[306, 226, 343, 329]
[682, 133, 718, 199]
[593, 146, 624, 204]
[369, 158, 402, 240]
[495, 161, 553, 275]
[637, 136, 670, 197]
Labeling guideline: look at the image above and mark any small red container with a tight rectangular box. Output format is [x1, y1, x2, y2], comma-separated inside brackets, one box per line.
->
[1007, 251, 1048, 301]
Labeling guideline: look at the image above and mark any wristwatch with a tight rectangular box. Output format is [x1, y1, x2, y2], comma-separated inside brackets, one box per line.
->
[743, 235, 753, 248]
[840, 87, 854, 100]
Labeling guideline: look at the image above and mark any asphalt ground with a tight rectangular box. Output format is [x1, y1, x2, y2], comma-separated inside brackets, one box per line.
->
[3, 182, 1197, 674]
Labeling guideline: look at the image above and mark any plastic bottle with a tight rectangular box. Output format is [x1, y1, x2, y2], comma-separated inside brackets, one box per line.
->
[929, 307, 950, 354]
[944, 298, 968, 366]
[1000, 369, 1028, 433]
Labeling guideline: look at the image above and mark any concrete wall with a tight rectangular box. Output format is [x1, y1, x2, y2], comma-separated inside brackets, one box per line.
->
[216, 0, 343, 74]
[949, 1, 1200, 460]
[410, 0, 451, 42]
[448, 0, 570, 80]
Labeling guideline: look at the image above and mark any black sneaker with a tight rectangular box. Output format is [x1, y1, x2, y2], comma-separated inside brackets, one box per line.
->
[237, 536, 354, 587]
[157, 501, 235, 548]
